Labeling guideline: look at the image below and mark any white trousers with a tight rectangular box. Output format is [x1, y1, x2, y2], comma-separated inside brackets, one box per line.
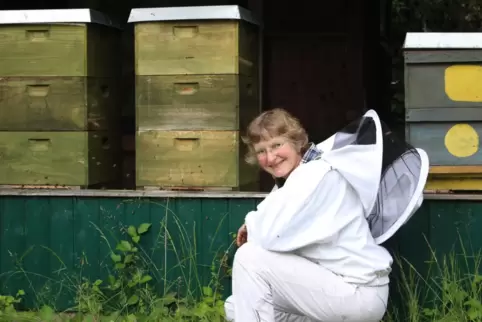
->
[225, 243, 389, 322]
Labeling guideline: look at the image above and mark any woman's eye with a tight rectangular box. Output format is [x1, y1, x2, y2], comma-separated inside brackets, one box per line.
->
[272, 143, 281, 149]
[256, 149, 265, 155]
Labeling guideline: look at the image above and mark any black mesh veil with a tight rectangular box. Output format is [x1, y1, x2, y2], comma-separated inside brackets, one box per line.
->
[318, 110, 429, 244]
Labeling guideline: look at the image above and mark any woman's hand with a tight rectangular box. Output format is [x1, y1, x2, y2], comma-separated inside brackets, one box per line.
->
[236, 224, 248, 247]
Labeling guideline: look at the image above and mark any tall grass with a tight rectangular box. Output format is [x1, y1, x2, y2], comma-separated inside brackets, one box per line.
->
[383, 234, 482, 322]
[0, 199, 236, 321]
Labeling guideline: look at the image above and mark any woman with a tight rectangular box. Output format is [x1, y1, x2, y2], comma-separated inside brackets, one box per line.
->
[224, 108, 429, 322]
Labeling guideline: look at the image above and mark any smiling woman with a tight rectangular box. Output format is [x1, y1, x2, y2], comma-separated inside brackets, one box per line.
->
[242, 108, 309, 179]
[225, 108, 430, 322]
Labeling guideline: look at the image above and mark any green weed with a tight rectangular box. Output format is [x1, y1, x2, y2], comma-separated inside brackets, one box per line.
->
[383, 234, 482, 322]
[0, 199, 236, 321]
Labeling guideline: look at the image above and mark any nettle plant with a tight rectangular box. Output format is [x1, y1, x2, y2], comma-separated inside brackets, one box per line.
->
[76, 223, 155, 317]
[75, 222, 227, 321]
[0, 221, 229, 321]
[0, 290, 24, 314]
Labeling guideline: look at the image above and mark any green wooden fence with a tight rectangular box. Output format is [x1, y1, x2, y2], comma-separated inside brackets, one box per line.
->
[0, 191, 263, 311]
[0, 190, 481, 313]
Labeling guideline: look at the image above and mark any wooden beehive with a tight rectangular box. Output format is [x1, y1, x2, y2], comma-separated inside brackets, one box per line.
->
[0, 131, 120, 187]
[134, 74, 260, 189]
[0, 9, 122, 131]
[129, 6, 261, 190]
[0, 9, 121, 77]
[0, 77, 120, 131]
[404, 32, 482, 191]
[136, 130, 258, 190]
[129, 5, 259, 76]
[0, 9, 122, 188]
[135, 74, 259, 130]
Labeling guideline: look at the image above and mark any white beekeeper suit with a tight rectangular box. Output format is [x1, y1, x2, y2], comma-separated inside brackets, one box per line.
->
[225, 110, 429, 322]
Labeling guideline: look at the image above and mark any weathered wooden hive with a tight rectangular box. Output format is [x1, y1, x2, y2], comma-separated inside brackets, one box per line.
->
[129, 5, 261, 190]
[404, 32, 482, 191]
[0, 9, 122, 188]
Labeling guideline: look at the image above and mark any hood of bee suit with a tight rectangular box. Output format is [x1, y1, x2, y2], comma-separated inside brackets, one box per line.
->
[317, 109, 429, 244]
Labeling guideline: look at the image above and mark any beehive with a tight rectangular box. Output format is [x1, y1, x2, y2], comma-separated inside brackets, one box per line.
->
[0, 9, 121, 131]
[404, 32, 482, 191]
[0, 77, 120, 131]
[0, 9, 122, 187]
[129, 5, 261, 190]
[0, 131, 120, 187]
[135, 74, 259, 131]
[129, 5, 259, 76]
[136, 130, 258, 189]
[0, 9, 121, 77]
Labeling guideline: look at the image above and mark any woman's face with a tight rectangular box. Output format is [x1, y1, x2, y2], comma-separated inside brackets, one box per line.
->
[253, 136, 302, 178]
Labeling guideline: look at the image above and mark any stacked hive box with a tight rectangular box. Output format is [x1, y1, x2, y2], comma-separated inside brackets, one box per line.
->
[129, 6, 261, 190]
[404, 32, 482, 191]
[0, 9, 122, 188]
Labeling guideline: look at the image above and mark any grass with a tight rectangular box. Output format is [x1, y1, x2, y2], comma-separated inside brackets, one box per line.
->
[0, 199, 235, 321]
[0, 200, 480, 321]
[383, 234, 482, 322]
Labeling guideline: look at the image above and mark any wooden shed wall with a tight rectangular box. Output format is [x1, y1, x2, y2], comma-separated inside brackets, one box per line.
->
[262, 0, 366, 142]
[258, 0, 375, 189]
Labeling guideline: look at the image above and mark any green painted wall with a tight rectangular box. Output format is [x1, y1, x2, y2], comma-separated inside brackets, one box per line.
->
[0, 192, 480, 313]
[381, 196, 482, 319]
[0, 193, 261, 311]
[393, 196, 482, 279]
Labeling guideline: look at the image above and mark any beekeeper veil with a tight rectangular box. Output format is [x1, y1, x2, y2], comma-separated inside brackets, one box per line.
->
[318, 110, 429, 245]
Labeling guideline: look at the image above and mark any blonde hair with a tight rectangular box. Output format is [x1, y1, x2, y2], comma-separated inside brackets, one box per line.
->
[242, 108, 309, 165]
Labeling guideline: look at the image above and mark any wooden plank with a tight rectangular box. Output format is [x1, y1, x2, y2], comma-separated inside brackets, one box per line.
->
[424, 189, 453, 194]
[426, 177, 482, 191]
[49, 197, 76, 309]
[405, 50, 482, 64]
[0, 185, 81, 189]
[0, 197, 29, 296]
[0, 131, 120, 186]
[0, 188, 269, 198]
[423, 193, 482, 200]
[136, 130, 259, 189]
[134, 20, 258, 76]
[24, 196, 51, 308]
[0, 77, 119, 131]
[406, 107, 482, 122]
[0, 187, 479, 201]
[430, 165, 482, 174]
[426, 167, 482, 191]
[138, 186, 234, 191]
